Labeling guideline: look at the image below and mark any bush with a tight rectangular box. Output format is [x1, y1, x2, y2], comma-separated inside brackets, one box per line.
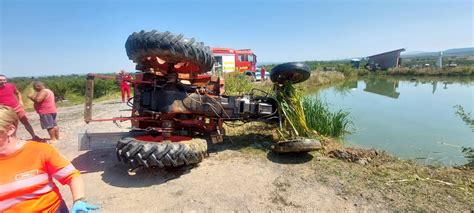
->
[223, 72, 254, 96]
[386, 66, 473, 76]
[10, 74, 120, 101]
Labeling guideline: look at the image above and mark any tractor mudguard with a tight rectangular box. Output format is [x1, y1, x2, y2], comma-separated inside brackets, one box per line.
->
[270, 62, 311, 84]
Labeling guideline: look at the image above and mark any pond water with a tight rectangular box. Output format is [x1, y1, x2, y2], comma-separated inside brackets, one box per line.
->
[312, 76, 474, 166]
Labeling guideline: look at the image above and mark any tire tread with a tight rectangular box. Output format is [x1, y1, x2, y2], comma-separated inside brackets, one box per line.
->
[116, 137, 208, 168]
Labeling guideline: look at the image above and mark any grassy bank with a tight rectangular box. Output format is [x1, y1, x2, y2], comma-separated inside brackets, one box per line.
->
[224, 70, 346, 96]
[310, 65, 474, 77]
[385, 66, 473, 76]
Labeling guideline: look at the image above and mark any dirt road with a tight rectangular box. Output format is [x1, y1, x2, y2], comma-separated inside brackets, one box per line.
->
[16, 101, 384, 212]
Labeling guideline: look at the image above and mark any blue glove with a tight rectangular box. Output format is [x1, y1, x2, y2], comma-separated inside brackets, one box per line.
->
[72, 200, 99, 213]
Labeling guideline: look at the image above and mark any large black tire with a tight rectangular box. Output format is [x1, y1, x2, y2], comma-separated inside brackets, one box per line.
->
[125, 30, 215, 71]
[270, 62, 311, 84]
[116, 137, 208, 169]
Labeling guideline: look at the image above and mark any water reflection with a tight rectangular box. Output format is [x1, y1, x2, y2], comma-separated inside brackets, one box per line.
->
[356, 76, 472, 99]
[410, 78, 455, 93]
[334, 80, 358, 96]
[363, 77, 400, 99]
[316, 75, 474, 166]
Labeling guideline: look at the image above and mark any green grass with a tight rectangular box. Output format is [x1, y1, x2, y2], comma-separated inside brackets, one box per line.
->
[11, 73, 120, 101]
[23, 89, 123, 110]
[303, 97, 352, 137]
[273, 82, 352, 139]
[223, 72, 255, 96]
[55, 91, 123, 108]
[386, 66, 473, 76]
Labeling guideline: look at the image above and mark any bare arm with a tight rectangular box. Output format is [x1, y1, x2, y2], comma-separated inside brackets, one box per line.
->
[13, 88, 24, 106]
[68, 175, 99, 211]
[67, 176, 86, 202]
[28, 90, 48, 103]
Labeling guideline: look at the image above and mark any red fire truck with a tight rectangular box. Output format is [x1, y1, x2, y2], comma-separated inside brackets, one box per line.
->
[211, 48, 257, 74]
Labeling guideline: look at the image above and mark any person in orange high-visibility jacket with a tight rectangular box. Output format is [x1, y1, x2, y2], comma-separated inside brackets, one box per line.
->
[0, 105, 98, 212]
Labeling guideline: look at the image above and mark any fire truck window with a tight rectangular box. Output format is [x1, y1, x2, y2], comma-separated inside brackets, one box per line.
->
[247, 55, 254, 63]
[238, 54, 245, 62]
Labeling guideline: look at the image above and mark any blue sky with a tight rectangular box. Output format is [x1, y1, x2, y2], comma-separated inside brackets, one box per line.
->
[1, 0, 472, 77]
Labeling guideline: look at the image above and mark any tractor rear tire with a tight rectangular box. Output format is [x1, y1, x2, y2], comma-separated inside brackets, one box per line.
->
[116, 137, 208, 169]
[125, 30, 215, 72]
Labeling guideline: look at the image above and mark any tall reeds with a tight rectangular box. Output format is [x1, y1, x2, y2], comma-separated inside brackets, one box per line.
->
[274, 82, 312, 138]
[302, 97, 352, 137]
[275, 83, 352, 139]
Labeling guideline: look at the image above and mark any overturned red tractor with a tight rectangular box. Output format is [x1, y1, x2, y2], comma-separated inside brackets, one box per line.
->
[84, 30, 314, 169]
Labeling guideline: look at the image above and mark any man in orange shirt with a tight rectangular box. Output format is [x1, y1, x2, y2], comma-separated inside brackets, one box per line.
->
[0, 105, 98, 212]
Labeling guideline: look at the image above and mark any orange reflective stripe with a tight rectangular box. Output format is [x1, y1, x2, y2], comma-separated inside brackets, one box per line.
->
[0, 173, 49, 197]
[52, 164, 76, 180]
[0, 182, 55, 211]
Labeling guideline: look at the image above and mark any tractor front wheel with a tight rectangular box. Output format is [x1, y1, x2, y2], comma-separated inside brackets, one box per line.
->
[116, 136, 208, 169]
[270, 62, 311, 84]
